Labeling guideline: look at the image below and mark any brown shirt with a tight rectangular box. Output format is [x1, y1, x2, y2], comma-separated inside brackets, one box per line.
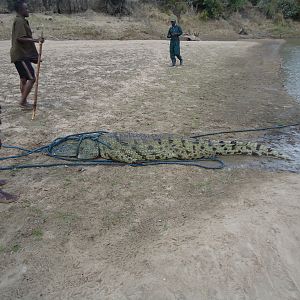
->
[10, 15, 38, 63]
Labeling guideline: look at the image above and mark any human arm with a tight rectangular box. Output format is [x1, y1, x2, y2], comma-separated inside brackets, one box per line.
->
[14, 19, 44, 43]
[167, 28, 172, 38]
[17, 37, 44, 43]
[177, 26, 183, 37]
[168, 26, 183, 38]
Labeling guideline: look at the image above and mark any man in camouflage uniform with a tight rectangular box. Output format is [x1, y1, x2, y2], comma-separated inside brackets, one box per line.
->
[167, 16, 183, 67]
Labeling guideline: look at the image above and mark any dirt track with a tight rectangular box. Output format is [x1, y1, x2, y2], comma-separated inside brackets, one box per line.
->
[1, 40, 300, 299]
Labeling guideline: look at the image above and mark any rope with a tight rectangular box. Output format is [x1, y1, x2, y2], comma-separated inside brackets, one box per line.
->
[0, 122, 299, 171]
[0, 158, 224, 171]
[190, 123, 300, 138]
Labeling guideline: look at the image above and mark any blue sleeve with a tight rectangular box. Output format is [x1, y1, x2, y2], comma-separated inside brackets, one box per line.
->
[177, 26, 183, 36]
[167, 28, 171, 38]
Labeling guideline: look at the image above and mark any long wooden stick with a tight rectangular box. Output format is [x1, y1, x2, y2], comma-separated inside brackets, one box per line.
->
[32, 33, 43, 120]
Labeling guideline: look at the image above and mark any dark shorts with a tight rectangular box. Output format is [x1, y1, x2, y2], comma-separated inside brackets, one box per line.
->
[14, 60, 35, 80]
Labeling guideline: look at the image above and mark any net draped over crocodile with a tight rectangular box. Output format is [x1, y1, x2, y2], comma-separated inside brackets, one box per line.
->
[49, 131, 287, 163]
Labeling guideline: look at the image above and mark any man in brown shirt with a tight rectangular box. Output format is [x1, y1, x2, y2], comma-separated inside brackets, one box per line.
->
[10, 0, 44, 109]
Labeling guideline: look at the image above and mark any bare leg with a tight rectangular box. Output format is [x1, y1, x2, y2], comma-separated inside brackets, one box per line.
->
[20, 78, 35, 106]
[20, 77, 27, 95]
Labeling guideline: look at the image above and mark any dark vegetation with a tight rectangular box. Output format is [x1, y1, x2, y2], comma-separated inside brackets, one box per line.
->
[0, 0, 299, 20]
[161, 0, 300, 20]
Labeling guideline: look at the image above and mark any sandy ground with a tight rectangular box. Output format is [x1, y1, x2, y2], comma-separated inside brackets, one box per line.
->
[0, 39, 300, 299]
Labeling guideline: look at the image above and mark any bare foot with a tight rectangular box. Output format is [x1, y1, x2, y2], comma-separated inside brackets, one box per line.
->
[19, 103, 33, 110]
[0, 179, 8, 186]
[0, 189, 18, 203]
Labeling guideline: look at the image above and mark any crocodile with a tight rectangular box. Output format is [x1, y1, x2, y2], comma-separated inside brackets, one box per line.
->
[49, 131, 287, 163]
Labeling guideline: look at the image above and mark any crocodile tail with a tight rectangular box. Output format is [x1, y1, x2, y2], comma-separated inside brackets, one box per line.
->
[208, 140, 289, 159]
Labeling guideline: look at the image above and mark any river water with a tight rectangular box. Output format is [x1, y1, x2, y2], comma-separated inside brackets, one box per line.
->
[257, 39, 300, 172]
[226, 40, 300, 172]
[281, 39, 300, 102]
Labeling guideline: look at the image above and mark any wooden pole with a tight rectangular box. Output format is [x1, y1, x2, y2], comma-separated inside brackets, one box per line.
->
[32, 32, 43, 120]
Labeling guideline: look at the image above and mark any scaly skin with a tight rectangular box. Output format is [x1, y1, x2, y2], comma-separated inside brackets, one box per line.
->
[50, 132, 287, 163]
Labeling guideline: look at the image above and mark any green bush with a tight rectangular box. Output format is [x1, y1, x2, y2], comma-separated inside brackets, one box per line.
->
[248, 0, 259, 6]
[228, 0, 247, 11]
[258, 0, 279, 18]
[258, 0, 299, 18]
[163, 0, 188, 21]
[278, 0, 299, 18]
[199, 9, 210, 20]
[203, 0, 225, 18]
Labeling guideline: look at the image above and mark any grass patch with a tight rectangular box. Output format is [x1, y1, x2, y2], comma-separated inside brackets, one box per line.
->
[2, 9, 300, 42]
[32, 228, 43, 240]
[30, 207, 43, 216]
[55, 211, 79, 225]
[11, 244, 21, 252]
